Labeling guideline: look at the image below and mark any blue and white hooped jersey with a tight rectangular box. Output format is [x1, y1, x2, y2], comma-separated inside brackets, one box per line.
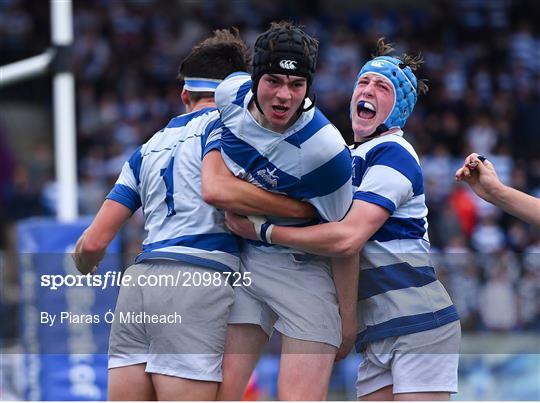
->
[215, 72, 353, 254]
[352, 132, 459, 350]
[106, 107, 240, 272]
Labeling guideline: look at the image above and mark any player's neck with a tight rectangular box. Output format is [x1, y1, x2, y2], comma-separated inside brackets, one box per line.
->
[189, 98, 216, 113]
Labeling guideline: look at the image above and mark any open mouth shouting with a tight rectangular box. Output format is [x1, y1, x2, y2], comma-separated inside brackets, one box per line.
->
[357, 101, 376, 119]
[272, 104, 290, 118]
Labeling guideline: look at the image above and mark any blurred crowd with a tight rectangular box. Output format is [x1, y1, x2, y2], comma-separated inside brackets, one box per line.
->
[1, 0, 539, 332]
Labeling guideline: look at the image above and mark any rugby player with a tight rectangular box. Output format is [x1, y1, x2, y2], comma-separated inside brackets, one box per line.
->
[209, 22, 359, 400]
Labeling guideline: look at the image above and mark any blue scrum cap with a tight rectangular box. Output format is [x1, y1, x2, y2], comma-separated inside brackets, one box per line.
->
[354, 56, 418, 129]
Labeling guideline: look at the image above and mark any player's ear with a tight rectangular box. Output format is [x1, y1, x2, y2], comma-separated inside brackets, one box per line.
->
[181, 89, 191, 109]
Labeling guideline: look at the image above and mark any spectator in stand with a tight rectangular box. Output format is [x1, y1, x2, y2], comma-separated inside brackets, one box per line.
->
[478, 264, 518, 331]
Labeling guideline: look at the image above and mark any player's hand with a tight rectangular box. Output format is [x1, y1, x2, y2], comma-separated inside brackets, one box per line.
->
[335, 317, 357, 362]
[72, 257, 97, 275]
[455, 153, 500, 202]
[224, 212, 258, 240]
[455, 153, 482, 180]
[71, 231, 98, 275]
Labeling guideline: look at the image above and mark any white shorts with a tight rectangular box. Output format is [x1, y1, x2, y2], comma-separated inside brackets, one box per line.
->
[228, 246, 342, 349]
[356, 320, 461, 397]
[108, 261, 234, 382]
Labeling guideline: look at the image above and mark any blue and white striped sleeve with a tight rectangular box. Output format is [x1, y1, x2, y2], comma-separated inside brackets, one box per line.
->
[296, 132, 353, 222]
[307, 145, 353, 222]
[201, 118, 223, 158]
[354, 142, 423, 214]
[106, 145, 142, 213]
[215, 72, 252, 122]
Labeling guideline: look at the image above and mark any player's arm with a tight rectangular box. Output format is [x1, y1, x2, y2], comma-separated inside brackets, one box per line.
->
[222, 140, 392, 255]
[73, 145, 141, 275]
[456, 153, 540, 226]
[225, 200, 390, 257]
[201, 150, 315, 218]
[72, 200, 132, 275]
[332, 254, 359, 361]
[487, 183, 540, 226]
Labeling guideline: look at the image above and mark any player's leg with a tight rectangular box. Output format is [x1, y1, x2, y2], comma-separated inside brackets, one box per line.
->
[394, 391, 450, 400]
[359, 385, 394, 401]
[277, 335, 336, 400]
[217, 261, 275, 401]
[217, 324, 269, 400]
[390, 321, 461, 400]
[108, 365, 156, 401]
[257, 252, 342, 399]
[151, 374, 218, 401]
[356, 340, 394, 401]
[143, 264, 236, 400]
[108, 265, 153, 400]
[271, 258, 341, 399]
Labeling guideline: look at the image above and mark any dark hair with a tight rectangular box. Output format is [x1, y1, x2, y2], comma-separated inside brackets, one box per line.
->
[252, 21, 319, 86]
[177, 28, 251, 100]
[252, 21, 319, 113]
[373, 37, 429, 95]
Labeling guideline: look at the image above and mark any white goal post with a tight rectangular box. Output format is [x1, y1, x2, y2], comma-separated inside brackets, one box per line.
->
[0, 0, 78, 222]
